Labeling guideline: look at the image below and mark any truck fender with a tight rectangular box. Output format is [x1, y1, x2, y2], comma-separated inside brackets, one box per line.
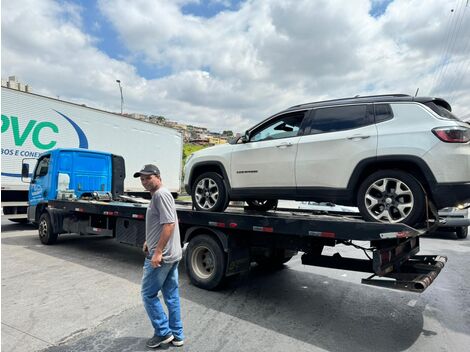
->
[183, 226, 250, 276]
[44, 207, 66, 234]
[183, 226, 229, 252]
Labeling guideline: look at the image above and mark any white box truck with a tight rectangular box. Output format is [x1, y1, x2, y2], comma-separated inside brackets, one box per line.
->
[1, 86, 183, 221]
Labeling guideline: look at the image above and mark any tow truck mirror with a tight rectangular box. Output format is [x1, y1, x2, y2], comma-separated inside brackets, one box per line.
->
[21, 163, 31, 183]
[21, 163, 29, 178]
[21, 158, 36, 184]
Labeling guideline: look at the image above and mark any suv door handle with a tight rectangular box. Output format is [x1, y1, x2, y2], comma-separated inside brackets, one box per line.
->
[347, 135, 370, 140]
[276, 142, 294, 148]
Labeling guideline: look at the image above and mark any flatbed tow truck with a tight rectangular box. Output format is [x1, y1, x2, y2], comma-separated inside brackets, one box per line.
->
[41, 198, 446, 293]
[24, 148, 447, 293]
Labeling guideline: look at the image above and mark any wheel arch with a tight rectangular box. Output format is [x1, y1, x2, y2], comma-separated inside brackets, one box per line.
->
[187, 161, 231, 194]
[39, 207, 66, 234]
[183, 226, 229, 253]
[348, 156, 437, 204]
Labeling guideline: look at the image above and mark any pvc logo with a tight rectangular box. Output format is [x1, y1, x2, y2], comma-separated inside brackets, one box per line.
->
[1, 115, 59, 149]
[1, 110, 88, 177]
[1, 110, 88, 149]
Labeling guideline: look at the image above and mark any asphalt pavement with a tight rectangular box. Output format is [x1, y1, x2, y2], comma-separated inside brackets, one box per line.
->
[2, 218, 469, 352]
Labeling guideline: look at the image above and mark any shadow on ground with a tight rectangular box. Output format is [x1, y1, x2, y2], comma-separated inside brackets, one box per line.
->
[4, 223, 465, 352]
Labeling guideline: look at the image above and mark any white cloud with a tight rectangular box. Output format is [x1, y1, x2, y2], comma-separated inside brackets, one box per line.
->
[2, 0, 470, 133]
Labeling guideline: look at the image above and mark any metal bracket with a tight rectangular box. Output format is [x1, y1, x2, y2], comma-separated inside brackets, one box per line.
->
[362, 255, 447, 292]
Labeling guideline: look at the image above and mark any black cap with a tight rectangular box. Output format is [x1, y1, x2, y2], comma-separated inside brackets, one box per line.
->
[133, 164, 160, 178]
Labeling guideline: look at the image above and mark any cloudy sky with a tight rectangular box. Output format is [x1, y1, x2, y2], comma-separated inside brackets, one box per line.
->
[2, 0, 470, 133]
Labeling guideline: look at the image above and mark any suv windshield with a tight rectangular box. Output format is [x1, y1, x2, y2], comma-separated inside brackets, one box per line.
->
[425, 102, 462, 122]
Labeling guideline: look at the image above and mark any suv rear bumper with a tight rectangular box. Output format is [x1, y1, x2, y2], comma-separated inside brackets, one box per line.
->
[432, 182, 470, 208]
[438, 206, 470, 228]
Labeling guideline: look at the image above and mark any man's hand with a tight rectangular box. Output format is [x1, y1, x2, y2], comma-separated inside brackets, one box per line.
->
[151, 250, 163, 268]
[142, 242, 148, 255]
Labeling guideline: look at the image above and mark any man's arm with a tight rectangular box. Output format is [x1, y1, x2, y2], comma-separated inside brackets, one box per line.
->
[151, 223, 175, 268]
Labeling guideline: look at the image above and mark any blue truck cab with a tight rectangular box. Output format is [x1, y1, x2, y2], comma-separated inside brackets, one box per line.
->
[23, 148, 125, 223]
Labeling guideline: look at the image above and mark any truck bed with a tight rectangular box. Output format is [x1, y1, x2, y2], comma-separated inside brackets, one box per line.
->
[47, 198, 446, 293]
[50, 199, 424, 241]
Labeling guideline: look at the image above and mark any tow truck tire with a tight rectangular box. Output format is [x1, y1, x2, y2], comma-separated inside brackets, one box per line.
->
[185, 235, 226, 290]
[456, 226, 468, 239]
[246, 200, 278, 211]
[191, 172, 228, 212]
[357, 170, 425, 226]
[38, 213, 58, 245]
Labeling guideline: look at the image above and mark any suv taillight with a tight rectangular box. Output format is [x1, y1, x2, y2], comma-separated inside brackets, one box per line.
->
[432, 127, 470, 143]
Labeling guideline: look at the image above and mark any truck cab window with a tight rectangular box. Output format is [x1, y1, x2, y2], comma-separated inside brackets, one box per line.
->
[34, 156, 50, 179]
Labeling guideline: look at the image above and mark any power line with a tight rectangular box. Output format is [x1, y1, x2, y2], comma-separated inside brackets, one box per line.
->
[447, 4, 470, 101]
[448, 35, 470, 103]
[437, 0, 468, 93]
[430, 0, 463, 95]
[429, 3, 456, 94]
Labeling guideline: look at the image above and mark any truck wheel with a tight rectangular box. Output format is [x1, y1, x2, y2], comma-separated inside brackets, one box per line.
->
[185, 235, 226, 290]
[357, 170, 425, 226]
[192, 172, 228, 212]
[456, 226, 468, 239]
[246, 200, 278, 211]
[38, 213, 58, 245]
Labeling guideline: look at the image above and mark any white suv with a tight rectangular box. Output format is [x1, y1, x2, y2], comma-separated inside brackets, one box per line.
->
[184, 94, 470, 225]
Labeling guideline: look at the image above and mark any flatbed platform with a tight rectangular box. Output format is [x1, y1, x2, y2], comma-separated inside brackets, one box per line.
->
[49, 199, 425, 242]
[44, 198, 446, 293]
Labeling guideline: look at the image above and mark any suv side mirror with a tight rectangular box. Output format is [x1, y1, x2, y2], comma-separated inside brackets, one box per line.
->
[241, 132, 250, 143]
[229, 136, 240, 144]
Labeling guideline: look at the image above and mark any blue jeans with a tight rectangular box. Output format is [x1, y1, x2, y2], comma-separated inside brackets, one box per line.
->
[141, 255, 184, 339]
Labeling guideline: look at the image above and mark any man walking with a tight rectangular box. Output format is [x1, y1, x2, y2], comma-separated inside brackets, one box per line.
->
[134, 164, 184, 348]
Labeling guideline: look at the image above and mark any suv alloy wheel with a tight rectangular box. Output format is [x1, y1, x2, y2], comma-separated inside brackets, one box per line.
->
[357, 170, 426, 225]
[191, 172, 229, 212]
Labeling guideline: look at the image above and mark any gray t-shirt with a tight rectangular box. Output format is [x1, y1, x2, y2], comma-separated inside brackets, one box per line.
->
[146, 187, 182, 263]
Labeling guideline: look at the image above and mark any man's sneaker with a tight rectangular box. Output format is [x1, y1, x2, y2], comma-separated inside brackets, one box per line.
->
[146, 333, 174, 348]
[172, 337, 184, 347]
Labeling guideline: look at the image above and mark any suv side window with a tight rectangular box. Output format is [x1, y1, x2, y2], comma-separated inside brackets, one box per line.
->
[307, 104, 373, 135]
[374, 104, 394, 123]
[250, 111, 307, 142]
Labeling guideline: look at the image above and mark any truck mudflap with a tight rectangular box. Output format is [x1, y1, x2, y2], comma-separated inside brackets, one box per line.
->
[362, 255, 447, 293]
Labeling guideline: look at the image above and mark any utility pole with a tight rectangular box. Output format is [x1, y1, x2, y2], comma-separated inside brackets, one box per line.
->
[116, 80, 124, 114]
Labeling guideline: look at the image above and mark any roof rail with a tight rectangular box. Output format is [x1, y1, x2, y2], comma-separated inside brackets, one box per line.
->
[289, 94, 412, 109]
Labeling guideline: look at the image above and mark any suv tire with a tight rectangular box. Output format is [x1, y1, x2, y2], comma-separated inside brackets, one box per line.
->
[357, 170, 426, 226]
[456, 226, 468, 239]
[192, 172, 228, 212]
